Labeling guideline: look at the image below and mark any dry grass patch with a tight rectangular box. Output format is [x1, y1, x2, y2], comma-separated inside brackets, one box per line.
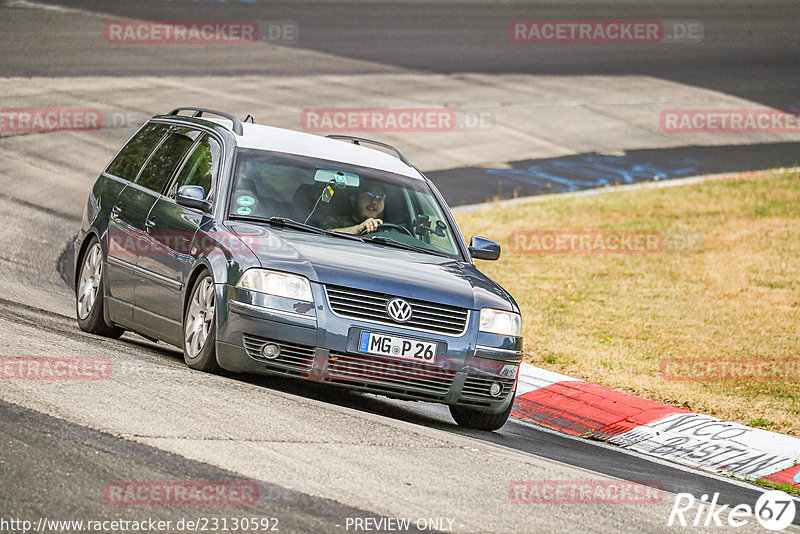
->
[455, 170, 800, 436]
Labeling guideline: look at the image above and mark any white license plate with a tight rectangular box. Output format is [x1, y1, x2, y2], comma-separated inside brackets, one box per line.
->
[358, 331, 437, 363]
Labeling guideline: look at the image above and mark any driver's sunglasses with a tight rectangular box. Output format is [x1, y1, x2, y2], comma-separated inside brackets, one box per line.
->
[363, 191, 386, 201]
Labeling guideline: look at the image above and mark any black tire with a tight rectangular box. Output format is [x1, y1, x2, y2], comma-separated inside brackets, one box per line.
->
[182, 272, 220, 372]
[449, 388, 516, 431]
[75, 237, 125, 339]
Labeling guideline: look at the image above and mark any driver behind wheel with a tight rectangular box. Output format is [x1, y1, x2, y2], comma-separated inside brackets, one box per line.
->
[323, 182, 387, 235]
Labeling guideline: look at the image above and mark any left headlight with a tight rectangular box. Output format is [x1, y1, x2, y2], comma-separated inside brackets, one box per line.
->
[236, 269, 314, 303]
[479, 308, 522, 337]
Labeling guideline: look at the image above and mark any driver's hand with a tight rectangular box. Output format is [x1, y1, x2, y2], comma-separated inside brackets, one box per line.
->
[358, 218, 383, 234]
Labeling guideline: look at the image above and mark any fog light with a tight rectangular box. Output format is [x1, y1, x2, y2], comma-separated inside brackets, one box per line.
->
[261, 343, 281, 359]
[489, 382, 502, 397]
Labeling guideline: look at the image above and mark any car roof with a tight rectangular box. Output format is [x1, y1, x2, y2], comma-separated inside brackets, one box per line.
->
[200, 118, 425, 180]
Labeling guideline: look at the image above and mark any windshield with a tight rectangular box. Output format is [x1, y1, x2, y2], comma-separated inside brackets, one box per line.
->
[228, 149, 463, 259]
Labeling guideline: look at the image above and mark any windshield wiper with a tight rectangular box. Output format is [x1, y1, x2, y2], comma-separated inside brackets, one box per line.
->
[229, 215, 363, 241]
[270, 217, 366, 241]
[363, 235, 449, 257]
[266, 216, 330, 234]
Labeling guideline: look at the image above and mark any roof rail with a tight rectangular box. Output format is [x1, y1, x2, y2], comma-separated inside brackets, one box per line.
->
[325, 135, 411, 166]
[167, 107, 244, 135]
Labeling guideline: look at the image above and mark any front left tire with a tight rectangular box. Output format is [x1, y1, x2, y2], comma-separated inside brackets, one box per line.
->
[183, 273, 220, 372]
[449, 386, 516, 431]
[75, 237, 125, 338]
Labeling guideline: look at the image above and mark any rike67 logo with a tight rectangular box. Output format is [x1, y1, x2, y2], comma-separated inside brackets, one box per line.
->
[668, 490, 796, 531]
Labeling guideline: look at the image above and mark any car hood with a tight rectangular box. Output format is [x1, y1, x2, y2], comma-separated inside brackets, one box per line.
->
[226, 221, 516, 311]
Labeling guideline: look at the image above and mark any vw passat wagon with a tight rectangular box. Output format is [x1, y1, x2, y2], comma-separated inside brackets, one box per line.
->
[75, 108, 523, 430]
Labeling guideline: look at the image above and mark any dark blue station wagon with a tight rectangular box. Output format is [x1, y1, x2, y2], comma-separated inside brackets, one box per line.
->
[75, 108, 523, 430]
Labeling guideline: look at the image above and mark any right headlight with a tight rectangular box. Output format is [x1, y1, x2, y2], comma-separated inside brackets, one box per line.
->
[479, 308, 522, 337]
[235, 269, 314, 303]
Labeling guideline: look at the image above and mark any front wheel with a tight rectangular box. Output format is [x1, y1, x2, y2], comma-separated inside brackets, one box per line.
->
[449, 389, 516, 431]
[183, 273, 219, 372]
[75, 237, 124, 338]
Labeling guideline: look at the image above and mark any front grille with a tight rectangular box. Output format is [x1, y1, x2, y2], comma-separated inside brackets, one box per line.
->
[242, 334, 315, 377]
[460, 374, 516, 402]
[327, 352, 456, 401]
[325, 285, 469, 336]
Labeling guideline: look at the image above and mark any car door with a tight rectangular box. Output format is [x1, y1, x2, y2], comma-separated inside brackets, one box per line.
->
[104, 122, 171, 322]
[134, 132, 222, 345]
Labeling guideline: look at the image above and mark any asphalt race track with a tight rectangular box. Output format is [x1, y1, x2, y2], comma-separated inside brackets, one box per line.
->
[1, 1, 799, 532]
[6, 0, 799, 109]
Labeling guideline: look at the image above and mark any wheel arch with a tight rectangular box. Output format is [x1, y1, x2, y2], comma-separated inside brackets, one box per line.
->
[183, 262, 213, 318]
[74, 229, 102, 291]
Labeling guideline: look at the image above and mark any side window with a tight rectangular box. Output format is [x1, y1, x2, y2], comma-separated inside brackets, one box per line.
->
[410, 190, 457, 253]
[166, 135, 221, 200]
[136, 128, 197, 193]
[105, 123, 169, 182]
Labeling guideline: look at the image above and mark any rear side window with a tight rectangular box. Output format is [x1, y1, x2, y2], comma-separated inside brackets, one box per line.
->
[105, 123, 169, 182]
[166, 134, 221, 200]
[136, 128, 196, 193]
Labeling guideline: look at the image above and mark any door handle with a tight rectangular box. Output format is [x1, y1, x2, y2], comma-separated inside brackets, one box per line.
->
[145, 218, 156, 231]
[110, 204, 122, 219]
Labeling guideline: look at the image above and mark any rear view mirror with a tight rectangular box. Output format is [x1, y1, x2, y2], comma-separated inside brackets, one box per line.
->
[468, 236, 501, 261]
[314, 169, 360, 187]
[176, 185, 212, 213]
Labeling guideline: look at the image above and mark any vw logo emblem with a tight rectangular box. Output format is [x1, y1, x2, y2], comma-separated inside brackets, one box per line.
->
[386, 298, 413, 323]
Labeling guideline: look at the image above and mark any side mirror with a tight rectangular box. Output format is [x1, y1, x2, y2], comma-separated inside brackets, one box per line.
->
[468, 236, 501, 261]
[176, 185, 212, 213]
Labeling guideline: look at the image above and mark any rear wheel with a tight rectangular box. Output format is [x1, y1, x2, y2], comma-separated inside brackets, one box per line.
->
[75, 237, 124, 338]
[449, 388, 516, 431]
[183, 273, 219, 372]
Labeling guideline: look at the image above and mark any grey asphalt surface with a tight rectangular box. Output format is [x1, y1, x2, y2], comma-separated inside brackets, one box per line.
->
[1, 1, 799, 532]
[1, 398, 416, 534]
[16, 0, 800, 110]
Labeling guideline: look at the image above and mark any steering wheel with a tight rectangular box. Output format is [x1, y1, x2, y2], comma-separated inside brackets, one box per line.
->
[361, 223, 413, 236]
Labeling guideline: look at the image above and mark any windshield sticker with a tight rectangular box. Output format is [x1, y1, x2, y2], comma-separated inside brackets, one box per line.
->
[236, 206, 252, 215]
[236, 195, 255, 206]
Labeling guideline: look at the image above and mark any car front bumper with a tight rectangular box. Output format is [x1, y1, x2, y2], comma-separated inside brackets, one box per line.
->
[215, 283, 522, 413]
